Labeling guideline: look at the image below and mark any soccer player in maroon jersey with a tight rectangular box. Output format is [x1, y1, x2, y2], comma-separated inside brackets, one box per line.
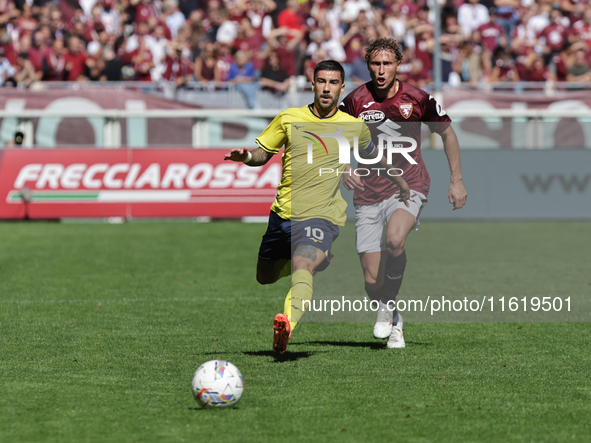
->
[340, 38, 467, 348]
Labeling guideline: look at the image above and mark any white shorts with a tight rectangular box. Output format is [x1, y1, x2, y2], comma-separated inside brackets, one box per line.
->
[355, 191, 427, 254]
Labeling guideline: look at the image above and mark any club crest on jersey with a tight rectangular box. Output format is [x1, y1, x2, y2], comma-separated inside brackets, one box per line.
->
[399, 103, 413, 119]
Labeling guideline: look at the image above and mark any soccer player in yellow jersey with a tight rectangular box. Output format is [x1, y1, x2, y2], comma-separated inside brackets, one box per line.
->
[224, 60, 411, 353]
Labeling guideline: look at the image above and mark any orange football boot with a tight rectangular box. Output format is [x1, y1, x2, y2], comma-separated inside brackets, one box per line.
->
[272, 313, 291, 354]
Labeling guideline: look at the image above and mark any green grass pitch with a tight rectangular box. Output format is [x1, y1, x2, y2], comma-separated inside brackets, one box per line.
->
[0, 220, 590, 442]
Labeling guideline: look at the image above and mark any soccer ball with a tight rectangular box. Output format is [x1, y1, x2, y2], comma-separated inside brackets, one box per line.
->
[191, 360, 244, 408]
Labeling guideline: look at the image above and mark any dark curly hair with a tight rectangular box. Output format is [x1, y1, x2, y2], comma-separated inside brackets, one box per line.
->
[364, 38, 404, 65]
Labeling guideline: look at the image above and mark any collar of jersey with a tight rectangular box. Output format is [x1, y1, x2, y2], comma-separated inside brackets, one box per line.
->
[307, 104, 339, 120]
[367, 79, 403, 102]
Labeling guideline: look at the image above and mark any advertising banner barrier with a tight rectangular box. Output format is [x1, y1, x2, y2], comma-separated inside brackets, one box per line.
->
[0, 149, 280, 219]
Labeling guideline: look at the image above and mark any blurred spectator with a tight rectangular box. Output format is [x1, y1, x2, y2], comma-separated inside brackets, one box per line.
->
[30, 30, 50, 73]
[384, 2, 407, 43]
[233, 18, 266, 71]
[227, 50, 257, 108]
[277, 0, 304, 34]
[458, 0, 489, 38]
[489, 47, 520, 82]
[259, 50, 290, 94]
[101, 46, 124, 81]
[406, 59, 431, 89]
[85, 42, 105, 81]
[100, 0, 122, 36]
[316, 0, 342, 41]
[456, 31, 491, 86]
[49, 8, 67, 41]
[126, 21, 155, 52]
[566, 48, 591, 81]
[128, 33, 154, 81]
[64, 36, 88, 81]
[42, 38, 66, 81]
[478, 8, 505, 52]
[14, 51, 38, 87]
[572, 10, 591, 51]
[134, 0, 159, 24]
[561, 0, 587, 25]
[267, 26, 302, 77]
[149, 23, 170, 80]
[17, 3, 38, 35]
[163, 42, 193, 87]
[178, 0, 202, 20]
[341, 20, 365, 63]
[552, 48, 570, 82]
[0, 0, 589, 90]
[0, 47, 16, 86]
[539, 8, 569, 59]
[414, 26, 434, 83]
[522, 53, 555, 82]
[526, 3, 551, 42]
[215, 41, 234, 84]
[341, 0, 375, 26]
[163, 0, 186, 38]
[244, 0, 276, 36]
[303, 46, 329, 82]
[306, 28, 346, 63]
[494, 0, 519, 46]
[215, 9, 238, 44]
[194, 40, 217, 83]
[349, 41, 371, 86]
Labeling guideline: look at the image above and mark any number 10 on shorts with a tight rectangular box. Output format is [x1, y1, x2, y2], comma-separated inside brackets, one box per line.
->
[304, 226, 324, 240]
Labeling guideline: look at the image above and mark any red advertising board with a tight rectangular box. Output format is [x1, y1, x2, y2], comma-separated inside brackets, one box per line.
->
[0, 149, 281, 219]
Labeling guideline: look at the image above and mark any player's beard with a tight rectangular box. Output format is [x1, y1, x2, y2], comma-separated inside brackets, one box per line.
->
[316, 94, 337, 112]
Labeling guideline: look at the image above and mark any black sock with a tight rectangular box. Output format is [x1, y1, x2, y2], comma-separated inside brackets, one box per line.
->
[379, 250, 407, 304]
[365, 282, 380, 302]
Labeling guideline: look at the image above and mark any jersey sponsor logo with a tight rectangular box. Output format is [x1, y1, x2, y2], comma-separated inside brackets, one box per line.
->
[358, 109, 385, 123]
[399, 103, 413, 119]
[362, 101, 376, 108]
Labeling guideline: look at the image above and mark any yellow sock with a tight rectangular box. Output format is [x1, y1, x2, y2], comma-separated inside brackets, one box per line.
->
[284, 269, 313, 330]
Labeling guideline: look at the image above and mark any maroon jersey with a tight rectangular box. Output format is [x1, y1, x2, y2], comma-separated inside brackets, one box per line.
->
[340, 81, 451, 205]
[539, 23, 568, 53]
[478, 22, 503, 52]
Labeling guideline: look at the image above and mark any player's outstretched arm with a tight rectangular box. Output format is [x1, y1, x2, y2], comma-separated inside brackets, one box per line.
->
[440, 125, 467, 210]
[223, 147, 274, 166]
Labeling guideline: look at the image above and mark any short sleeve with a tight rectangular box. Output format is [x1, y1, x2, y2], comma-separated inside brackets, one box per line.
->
[339, 94, 356, 118]
[423, 94, 452, 134]
[358, 120, 372, 150]
[255, 112, 287, 154]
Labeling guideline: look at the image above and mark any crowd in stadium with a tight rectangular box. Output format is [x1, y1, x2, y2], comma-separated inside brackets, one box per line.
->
[1, 0, 590, 92]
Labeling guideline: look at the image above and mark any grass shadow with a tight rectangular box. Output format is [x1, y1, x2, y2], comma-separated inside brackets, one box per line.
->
[243, 350, 315, 362]
[305, 340, 385, 350]
[307, 340, 431, 348]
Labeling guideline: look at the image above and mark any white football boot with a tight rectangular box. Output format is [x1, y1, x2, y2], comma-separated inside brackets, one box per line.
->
[387, 312, 405, 349]
[373, 302, 394, 339]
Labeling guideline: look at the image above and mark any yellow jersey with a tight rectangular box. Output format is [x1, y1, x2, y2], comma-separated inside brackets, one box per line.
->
[256, 104, 372, 226]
